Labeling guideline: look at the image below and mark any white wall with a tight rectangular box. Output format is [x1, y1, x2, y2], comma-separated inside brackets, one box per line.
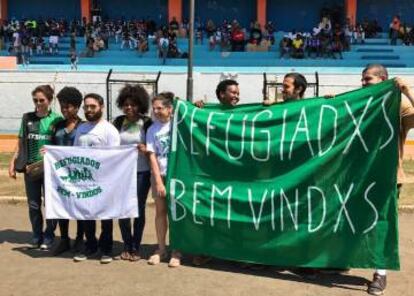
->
[1, 70, 414, 134]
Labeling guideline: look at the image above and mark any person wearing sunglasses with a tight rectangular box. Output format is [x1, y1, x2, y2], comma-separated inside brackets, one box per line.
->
[9, 85, 63, 250]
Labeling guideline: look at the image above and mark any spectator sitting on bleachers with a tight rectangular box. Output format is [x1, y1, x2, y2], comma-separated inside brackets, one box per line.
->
[362, 19, 382, 38]
[169, 17, 179, 36]
[94, 36, 105, 51]
[179, 18, 189, 38]
[264, 21, 275, 45]
[35, 36, 44, 54]
[206, 19, 216, 40]
[85, 37, 95, 57]
[209, 30, 219, 51]
[231, 24, 245, 52]
[331, 33, 344, 59]
[137, 34, 149, 56]
[343, 19, 352, 51]
[279, 36, 290, 58]
[195, 19, 204, 45]
[306, 33, 321, 58]
[121, 27, 133, 50]
[291, 33, 305, 59]
[167, 40, 181, 58]
[353, 24, 365, 44]
[249, 22, 262, 45]
[115, 24, 122, 43]
[319, 33, 332, 58]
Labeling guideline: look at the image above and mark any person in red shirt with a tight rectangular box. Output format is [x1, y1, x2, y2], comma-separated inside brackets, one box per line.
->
[231, 25, 245, 52]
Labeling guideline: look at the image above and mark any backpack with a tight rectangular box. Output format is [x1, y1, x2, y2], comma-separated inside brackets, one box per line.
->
[113, 115, 152, 133]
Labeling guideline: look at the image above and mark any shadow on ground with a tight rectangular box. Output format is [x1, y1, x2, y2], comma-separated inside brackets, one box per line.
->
[1, 228, 370, 291]
[0, 229, 158, 260]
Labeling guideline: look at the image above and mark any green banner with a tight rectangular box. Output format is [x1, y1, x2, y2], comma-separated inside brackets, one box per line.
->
[167, 80, 400, 270]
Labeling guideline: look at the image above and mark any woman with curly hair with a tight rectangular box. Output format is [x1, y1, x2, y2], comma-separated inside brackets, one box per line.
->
[113, 84, 152, 261]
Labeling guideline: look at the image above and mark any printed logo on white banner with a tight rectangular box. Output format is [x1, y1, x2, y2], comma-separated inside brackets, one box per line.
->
[54, 156, 102, 199]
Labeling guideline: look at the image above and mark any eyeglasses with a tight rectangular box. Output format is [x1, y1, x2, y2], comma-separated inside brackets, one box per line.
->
[33, 98, 46, 103]
[153, 106, 167, 111]
[83, 105, 99, 110]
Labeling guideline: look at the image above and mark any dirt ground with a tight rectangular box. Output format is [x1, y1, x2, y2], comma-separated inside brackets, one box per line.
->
[0, 203, 413, 296]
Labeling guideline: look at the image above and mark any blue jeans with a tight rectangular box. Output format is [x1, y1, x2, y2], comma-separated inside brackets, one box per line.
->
[83, 219, 113, 254]
[118, 171, 151, 251]
[24, 174, 56, 244]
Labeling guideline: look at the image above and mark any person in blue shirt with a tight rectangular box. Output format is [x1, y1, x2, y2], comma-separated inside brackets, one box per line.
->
[52, 87, 84, 255]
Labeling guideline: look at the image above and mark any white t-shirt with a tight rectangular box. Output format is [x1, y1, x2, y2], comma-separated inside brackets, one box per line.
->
[159, 37, 169, 49]
[74, 120, 120, 147]
[119, 118, 150, 172]
[13, 32, 20, 46]
[146, 120, 171, 176]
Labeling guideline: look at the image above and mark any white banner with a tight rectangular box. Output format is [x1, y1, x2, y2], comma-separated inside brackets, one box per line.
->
[44, 145, 138, 220]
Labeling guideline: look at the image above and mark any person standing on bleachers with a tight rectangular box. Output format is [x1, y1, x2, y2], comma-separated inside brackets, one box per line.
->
[390, 15, 401, 46]
[158, 32, 169, 64]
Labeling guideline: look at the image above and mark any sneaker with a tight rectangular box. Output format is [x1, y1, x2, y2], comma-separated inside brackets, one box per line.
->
[73, 248, 97, 262]
[28, 242, 40, 249]
[40, 239, 53, 251]
[100, 253, 113, 264]
[168, 251, 182, 268]
[53, 238, 71, 256]
[367, 273, 386, 295]
[72, 237, 84, 253]
[148, 249, 168, 265]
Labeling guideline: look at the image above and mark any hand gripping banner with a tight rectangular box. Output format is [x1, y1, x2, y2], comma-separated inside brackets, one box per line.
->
[44, 145, 138, 220]
[167, 80, 400, 269]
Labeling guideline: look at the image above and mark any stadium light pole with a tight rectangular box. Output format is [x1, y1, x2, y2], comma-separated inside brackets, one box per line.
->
[186, 0, 195, 102]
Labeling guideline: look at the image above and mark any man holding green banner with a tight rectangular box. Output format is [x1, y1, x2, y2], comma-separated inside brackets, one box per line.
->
[358, 64, 414, 296]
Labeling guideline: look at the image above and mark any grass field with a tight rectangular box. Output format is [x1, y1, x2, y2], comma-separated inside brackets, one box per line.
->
[1, 153, 413, 205]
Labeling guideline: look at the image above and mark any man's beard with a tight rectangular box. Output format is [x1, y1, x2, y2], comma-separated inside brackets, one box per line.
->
[85, 110, 103, 122]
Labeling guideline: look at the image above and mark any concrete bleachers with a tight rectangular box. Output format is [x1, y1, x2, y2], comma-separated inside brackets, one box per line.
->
[3, 33, 414, 68]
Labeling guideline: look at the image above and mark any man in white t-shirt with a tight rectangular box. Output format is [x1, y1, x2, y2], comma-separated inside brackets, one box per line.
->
[158, 34, 169, 63]
[73, 93, 120, 264]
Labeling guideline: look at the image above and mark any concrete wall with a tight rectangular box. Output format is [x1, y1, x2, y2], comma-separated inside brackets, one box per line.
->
[1, 69, 414, 134]
[9, 0, 81, 20]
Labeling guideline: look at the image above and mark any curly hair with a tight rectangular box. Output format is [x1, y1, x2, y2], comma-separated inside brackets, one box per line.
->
[57, 87, 83, 108]
[116, 84, 150, 115]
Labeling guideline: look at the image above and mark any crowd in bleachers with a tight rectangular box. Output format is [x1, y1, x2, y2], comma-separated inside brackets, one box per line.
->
[1, 10, 414, 66]
[0, 19, 71, 64]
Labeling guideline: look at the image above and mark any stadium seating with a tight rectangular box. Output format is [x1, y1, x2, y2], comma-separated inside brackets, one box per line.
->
[1, 32, 413, 68]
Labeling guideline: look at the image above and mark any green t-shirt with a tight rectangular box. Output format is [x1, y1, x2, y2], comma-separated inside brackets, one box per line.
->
[19, 111, 63, 164]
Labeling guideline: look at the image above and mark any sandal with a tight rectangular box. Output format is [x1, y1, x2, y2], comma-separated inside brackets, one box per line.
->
[120, 251, 131, 261]
[148, 249, 167, 265]
[168, 251, 182, 268]
[129, 250, 141, 262]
